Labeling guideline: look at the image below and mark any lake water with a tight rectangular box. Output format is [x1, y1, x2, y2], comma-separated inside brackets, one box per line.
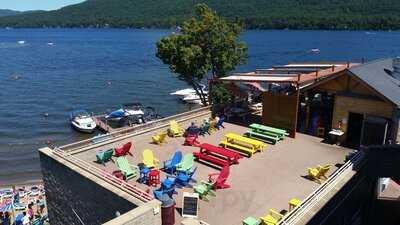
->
[1, 29, 400, 185]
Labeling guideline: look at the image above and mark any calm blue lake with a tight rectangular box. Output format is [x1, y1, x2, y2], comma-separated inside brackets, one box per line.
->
[1, 29, 400, 185]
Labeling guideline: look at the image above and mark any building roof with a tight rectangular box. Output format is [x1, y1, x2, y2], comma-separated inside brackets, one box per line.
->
[349, 58, 400, 107]
[220, 62, 357, 84]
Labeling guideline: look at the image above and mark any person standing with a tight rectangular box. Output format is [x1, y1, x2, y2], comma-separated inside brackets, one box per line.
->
[21, 212, 30, 225]
[0, 211, 4, 225]
[27, 204, 34, 221]
[2, 212, 10, 225]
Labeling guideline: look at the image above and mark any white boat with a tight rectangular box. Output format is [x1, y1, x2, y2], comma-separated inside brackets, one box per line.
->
[17, 40, 25, 45]
[170, 84, 208, 97]
[310, 48, 320, 54]
[70, 110, 96, 133]
[182, 93, 208, 104]
[105, 103, 145, 121]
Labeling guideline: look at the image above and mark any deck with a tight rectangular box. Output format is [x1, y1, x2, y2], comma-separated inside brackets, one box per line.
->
[69, 115, 353, 225]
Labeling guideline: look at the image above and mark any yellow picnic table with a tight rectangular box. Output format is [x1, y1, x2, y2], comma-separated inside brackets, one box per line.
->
[222, 133, 265, 155]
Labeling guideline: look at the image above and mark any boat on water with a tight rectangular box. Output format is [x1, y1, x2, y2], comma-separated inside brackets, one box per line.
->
[170, 84, 207, 97]
[70, 110, 97, 133]
[106, 103, 145, 121]
[105, 103, 162, 125]
[182, 93, 208, 105]
[309, 48, 320, 54]
[17, 40, 25, 45]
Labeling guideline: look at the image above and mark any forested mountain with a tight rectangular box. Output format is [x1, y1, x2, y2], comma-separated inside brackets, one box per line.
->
[0, 9, 21, 17]
[0, 0, 400, 30]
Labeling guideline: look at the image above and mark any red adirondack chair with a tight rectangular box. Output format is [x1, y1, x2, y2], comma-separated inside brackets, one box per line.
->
[184, 134, 201, 147]
[114, 142, 132, 157]
[208, 165, 231, 190]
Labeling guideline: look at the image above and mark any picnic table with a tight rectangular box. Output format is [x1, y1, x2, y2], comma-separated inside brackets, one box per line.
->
[249, 123, 289, 137]
[200, 143, 241, 164]
[220, 132, 265, 156]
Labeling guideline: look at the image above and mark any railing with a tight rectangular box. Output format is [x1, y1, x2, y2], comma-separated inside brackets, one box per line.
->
[60, 106, 211, 152]
[277, 151, 365, 225]
[52, 148, 153, 203]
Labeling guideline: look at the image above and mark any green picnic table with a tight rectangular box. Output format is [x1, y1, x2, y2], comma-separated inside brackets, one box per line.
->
[249, 123, 289, 137]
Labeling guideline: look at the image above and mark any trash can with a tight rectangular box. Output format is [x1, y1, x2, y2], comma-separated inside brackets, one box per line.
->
[160, 194, 175, 225]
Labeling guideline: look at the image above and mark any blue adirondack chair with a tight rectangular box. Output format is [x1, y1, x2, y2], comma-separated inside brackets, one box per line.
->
[168, 167, 197, 188]
[216, 115, 225, 129]
[163, 150, 183, 174]
[153, 177, 177, 199]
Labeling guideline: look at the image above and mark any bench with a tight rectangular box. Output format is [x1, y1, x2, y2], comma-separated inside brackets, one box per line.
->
[200, 143, 241, 164]
[225, 132, 266, 152]
[249, 123, 289, 137]
[193, 151, 230, 168]
[246, 130, 280, 144]
[220, 140, 257, 157]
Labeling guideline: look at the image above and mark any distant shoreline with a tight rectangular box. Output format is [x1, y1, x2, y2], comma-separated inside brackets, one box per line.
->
[1, 27, 399, 32]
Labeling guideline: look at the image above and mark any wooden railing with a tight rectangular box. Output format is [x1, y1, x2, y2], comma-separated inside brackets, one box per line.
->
[52, 147, 153, 203]
[59, 106, 211, 152]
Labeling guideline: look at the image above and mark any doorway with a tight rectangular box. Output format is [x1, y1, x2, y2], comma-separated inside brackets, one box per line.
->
[346, 112, 364, 148]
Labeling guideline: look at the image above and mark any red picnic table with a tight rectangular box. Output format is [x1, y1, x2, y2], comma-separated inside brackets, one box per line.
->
[199, 143, 242, 165]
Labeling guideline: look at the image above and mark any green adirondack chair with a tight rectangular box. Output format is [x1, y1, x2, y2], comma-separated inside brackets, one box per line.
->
[96, 148, 114, 165]
[176, 153, 194, 173]
[193, 181, 216, 201]
[200, 120, 210, 136]
[115, 157, 139, 180]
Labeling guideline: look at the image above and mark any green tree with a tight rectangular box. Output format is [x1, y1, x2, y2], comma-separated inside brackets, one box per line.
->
[210, 83, 232, 105]
[156, 3, 247, 105]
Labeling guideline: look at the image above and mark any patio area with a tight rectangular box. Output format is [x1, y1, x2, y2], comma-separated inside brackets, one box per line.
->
[72, 118, 353, 225]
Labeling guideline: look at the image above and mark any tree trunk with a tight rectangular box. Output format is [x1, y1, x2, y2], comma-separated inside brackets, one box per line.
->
[191, 80, 208, 106]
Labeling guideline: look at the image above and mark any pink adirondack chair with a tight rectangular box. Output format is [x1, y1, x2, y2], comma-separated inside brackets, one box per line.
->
[114, 142, 132, 157]
[208, 165, 231, 190]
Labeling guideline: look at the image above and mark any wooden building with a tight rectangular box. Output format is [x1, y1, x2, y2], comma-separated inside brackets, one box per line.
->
[220, 58, 400, 148]
[302, 58, 400, 147]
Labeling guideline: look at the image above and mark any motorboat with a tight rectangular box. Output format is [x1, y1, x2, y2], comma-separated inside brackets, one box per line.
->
[309, 48, 320, 54]
[105, 103, 145, 121]
[182, 93, 208, 104]
[170, 84, 208, 97]
[122, 103, 145, 117]
[70, 110, 96, 133]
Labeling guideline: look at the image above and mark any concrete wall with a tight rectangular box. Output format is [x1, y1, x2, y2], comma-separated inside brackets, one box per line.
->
[39, 148, 144, 225]
[103, 200, 161, 225]
[332, 95, 394, 140]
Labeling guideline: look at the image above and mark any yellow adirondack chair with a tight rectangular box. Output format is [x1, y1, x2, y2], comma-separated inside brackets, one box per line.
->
[168, 120, 184, 137]
[208, 118, 217, 133]
[260, 209, 283, 225]
[318, 164, 332, 180]
[307, 164, 332, 183]
[152, 132, 167, 145]
[142, 149, 160, 168]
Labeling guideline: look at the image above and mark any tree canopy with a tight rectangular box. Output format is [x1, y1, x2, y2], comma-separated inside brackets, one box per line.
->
[156, 4, 247, 105]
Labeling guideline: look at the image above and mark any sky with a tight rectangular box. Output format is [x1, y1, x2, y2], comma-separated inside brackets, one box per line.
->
[0, 0, 85, 11]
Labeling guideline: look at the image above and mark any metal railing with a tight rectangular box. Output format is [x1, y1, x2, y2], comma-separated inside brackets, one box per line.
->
[277, 151, 365, 225]
[60, 106, 211, 152]
[52, 148, 153, 203]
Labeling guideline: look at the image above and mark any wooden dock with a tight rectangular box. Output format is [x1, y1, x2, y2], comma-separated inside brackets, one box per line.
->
[91, 115, 114, 133]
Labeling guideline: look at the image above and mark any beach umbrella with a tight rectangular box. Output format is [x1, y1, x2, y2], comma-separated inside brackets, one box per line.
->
[0, 202, 15, 212]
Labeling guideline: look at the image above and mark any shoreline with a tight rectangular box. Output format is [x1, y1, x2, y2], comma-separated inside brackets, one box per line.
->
[1, 179, 43, 188]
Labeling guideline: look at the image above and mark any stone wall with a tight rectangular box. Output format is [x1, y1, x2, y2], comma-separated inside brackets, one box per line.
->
[39, 149, 140, 225]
